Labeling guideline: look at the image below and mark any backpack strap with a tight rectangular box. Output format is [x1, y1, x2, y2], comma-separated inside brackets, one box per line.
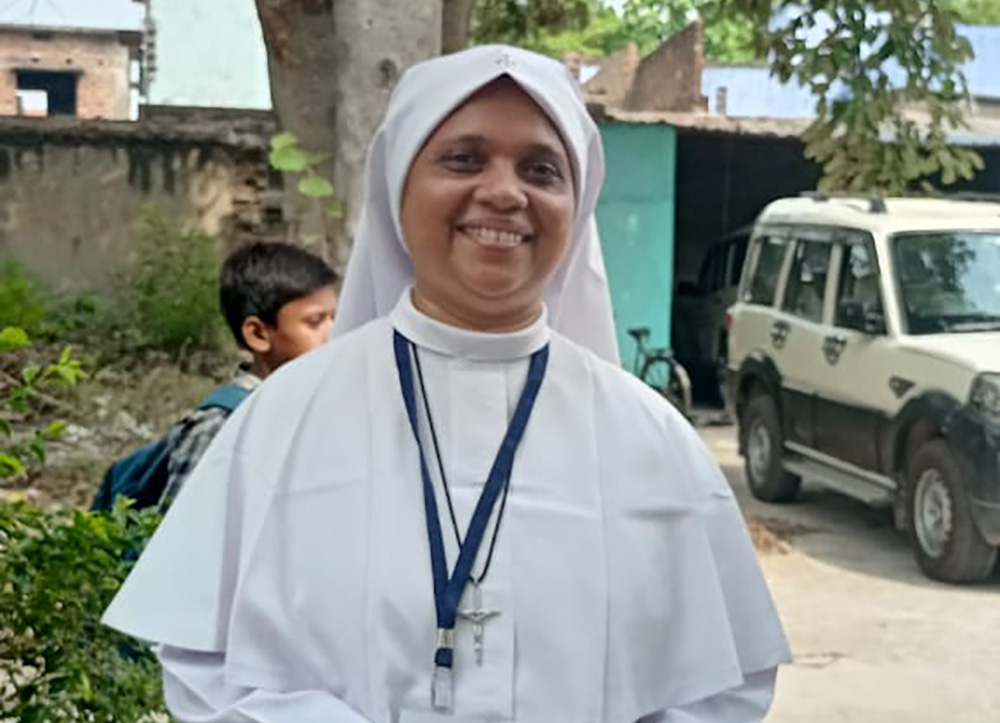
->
[196, 383, 252, 413]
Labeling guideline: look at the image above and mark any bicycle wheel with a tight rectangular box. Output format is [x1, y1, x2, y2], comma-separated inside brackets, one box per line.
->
[640, 355, 692, 419]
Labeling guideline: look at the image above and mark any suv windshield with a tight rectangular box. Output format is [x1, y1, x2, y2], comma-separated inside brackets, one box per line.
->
[893, 231, 1000, 334]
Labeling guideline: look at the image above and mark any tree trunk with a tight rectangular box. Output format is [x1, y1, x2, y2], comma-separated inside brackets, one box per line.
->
[254, 0, 441, 270]
[442, 0, 477, 54]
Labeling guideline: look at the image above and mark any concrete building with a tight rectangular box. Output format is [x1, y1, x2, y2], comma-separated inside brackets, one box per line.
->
[0, 0, 144, 120]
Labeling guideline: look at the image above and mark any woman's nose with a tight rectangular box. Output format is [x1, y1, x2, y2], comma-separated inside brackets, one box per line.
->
[472, 163, 528, 211]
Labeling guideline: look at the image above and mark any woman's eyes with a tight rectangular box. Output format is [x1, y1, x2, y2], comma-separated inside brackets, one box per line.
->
[439, 151, 565, 186]
[522, 161, 564, 184]
[441, 152, 482, 170]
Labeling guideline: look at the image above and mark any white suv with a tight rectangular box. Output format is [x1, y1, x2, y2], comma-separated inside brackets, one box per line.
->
[727, 194, 1000, 583]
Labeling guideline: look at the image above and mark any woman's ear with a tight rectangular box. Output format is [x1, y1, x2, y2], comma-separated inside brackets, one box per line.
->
[241, 316, 273, 355]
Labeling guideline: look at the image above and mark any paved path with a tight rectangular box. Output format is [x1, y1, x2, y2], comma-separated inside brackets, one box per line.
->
[700, 425, 1000, 723]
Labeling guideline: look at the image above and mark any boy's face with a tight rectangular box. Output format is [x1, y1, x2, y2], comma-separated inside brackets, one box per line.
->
[247, 286, 338, 376]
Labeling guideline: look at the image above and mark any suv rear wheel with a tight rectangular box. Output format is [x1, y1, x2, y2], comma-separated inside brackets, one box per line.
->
[742, 393, 801, 502]
[906, 439, 998, 584]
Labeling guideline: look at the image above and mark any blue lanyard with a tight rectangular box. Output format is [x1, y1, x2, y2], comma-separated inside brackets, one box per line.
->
[393, 330, 549, 709]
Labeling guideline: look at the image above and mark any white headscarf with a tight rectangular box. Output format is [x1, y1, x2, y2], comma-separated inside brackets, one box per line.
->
[331, 44, 620, 365]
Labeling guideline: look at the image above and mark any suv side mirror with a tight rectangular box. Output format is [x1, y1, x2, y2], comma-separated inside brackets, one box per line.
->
[840, 300, 886, 335]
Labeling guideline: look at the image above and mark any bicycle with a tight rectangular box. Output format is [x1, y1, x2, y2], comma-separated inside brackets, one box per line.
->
[627, 327, 693, 420]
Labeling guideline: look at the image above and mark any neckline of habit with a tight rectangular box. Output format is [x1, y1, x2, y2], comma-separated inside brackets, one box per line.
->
[390, 290, 551, 361]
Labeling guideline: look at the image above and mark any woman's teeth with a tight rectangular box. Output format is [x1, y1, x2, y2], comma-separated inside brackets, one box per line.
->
[462, 226, 527, 248]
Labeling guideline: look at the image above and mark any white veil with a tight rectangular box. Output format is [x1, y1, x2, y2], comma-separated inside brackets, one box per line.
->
[331, 45, 620, 365]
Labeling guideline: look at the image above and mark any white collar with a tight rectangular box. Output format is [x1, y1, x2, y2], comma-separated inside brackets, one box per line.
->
[389, 290, 550, 362]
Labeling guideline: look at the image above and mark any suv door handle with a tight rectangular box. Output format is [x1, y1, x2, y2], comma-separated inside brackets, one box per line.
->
[822, 334, 847, 365]
[770, 321, 790, 348]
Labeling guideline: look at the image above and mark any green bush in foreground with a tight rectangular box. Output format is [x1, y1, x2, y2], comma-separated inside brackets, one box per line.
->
[0, 501, 168, 722]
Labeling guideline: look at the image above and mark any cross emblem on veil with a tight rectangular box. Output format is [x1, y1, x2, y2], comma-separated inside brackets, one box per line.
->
[496, 51, 516, 70]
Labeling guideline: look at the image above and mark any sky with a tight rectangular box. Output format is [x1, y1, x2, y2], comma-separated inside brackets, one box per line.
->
[0, 0, 143, 31]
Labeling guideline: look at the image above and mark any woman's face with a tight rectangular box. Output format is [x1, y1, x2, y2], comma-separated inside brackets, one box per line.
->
[400, 79, 576, 331]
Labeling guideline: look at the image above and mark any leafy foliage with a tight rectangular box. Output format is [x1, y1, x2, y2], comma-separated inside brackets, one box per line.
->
[470, 0, 593, 49]
[621, 0, 755, 60]
[470, 0, 756, 61]
[269, 132, 343, 253]
[0, 500, 167, 722]
[117, 206, 225, 355]
[0, 261, 48, 337]
[1, 328, 83, 481]
[720, 0, 983, 192]
[946, 0, 1000, 25]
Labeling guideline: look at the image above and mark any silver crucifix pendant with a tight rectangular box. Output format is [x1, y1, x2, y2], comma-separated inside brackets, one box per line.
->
[458, 583, 500, 666]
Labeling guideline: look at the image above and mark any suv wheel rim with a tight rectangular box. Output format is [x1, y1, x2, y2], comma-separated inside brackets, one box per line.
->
[747, 421, 771, 484]
[915, 469, 953, 558]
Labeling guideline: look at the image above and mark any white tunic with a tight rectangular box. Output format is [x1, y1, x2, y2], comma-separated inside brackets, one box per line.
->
[103, 293, 790, 723]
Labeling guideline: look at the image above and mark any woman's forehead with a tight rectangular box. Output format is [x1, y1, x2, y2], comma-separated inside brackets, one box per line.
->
[422, 78, 570, 156]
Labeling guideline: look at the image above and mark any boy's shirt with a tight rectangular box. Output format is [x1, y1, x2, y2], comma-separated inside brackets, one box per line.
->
[158, 364, 262, 511]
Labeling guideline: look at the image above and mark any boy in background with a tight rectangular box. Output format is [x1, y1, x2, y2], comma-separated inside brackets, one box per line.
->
[157, 242, 338, 509]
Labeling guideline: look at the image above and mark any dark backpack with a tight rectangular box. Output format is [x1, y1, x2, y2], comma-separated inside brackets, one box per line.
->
[90, 384, 250, 512]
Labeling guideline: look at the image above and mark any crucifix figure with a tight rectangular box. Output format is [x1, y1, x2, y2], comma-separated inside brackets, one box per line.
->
[458, 582, 500, 666]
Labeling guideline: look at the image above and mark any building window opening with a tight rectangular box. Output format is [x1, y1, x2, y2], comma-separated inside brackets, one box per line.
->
[15, 70, 78, 116]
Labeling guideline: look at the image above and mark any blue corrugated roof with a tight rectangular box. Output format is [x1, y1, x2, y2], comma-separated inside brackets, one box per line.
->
[703, 24, 1000, 118]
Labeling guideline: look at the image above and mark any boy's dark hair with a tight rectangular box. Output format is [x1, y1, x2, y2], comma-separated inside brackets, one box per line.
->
[220, 242, 338, 349]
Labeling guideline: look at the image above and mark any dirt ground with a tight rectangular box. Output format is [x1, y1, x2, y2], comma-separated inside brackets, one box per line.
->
[701, 425, 1000, 723]
[1, 353, 231, 508]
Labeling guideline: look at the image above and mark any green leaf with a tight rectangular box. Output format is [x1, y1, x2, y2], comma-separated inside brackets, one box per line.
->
[0, 326, 30, 352]
[326, 202, 344, 220]
[29, 437, 46, 464]
[0, 452, 25, 477]
[44, 421, 67, 438]
[0, 419, 11, 437]
[269, 131, 298, 150]
[269, 146, 310, 173]
[298, 175, 335, 199]
[58, 345, 73, 365]
[55, 366, 80, 385]
[21, 365, 40, 385]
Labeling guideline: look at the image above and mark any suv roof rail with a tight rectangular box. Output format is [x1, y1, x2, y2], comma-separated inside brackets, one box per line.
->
[799, 190, 887, 214]
[935, 191, 1000, 205]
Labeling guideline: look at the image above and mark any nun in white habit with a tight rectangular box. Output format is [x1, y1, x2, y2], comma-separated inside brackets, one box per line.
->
[103, 45, 790, 723]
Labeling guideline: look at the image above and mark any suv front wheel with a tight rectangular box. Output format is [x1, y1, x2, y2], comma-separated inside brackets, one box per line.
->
[742, 393, 801, 502]
[906, 439, 998, 584]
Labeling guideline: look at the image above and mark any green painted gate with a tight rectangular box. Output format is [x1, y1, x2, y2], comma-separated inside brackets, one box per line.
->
[595, 122, 678, 367]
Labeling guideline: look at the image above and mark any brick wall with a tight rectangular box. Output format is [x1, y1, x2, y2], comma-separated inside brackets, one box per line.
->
[0, 27, 133, 120]
[624, 21, 706, 113]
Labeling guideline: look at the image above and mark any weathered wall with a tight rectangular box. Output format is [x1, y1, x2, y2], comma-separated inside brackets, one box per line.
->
[0, 114, 277, 293]
[0, 28, 133, 119]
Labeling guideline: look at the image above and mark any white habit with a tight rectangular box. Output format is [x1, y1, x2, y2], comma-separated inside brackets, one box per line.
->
[103, 292, 790, 723]
[104, 44, 789, 723]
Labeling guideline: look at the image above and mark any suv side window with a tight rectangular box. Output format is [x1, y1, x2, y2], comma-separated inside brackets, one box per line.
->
[699, 247, 723, 294]
[729, 235, 749, 287]
[745, 236, 788, 306]
[835, 240, 883, 327]
[783, 239, 833, 322]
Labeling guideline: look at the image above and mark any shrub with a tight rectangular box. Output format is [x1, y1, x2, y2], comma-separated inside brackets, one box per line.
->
[1, 327, 84, 481]
[0, 501, 167, 722]
[119, 206, 225, 356]
[0, 261, 47, 335]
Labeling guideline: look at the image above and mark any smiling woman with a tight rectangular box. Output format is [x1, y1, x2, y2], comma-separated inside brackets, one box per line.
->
[102, 45, 789, 723]
[401, 77, 576, 331]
